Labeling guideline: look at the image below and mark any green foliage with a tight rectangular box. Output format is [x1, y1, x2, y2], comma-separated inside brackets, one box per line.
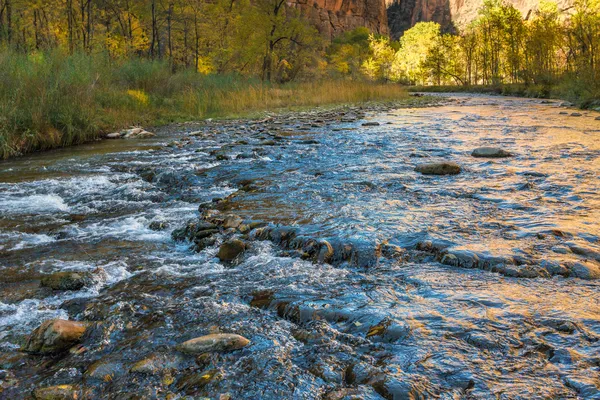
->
[353, 0, 598, 103]
[394, 22, 441, 84]
[326, 27, 372, 77]
[0, 0, 323, 82]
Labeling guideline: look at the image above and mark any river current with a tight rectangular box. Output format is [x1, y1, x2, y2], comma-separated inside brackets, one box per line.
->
[0, 95, 599, 399]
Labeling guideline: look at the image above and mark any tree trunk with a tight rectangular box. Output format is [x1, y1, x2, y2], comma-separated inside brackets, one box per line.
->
[66, 0, 74, 54]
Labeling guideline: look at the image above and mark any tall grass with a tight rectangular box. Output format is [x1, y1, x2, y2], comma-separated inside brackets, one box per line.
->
[0, 51, 407, 159]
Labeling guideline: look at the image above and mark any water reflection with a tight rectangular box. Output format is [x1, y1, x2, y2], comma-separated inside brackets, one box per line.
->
[0, 95, 599, 398]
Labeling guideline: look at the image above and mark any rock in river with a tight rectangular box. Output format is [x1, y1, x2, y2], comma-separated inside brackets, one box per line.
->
[222, 214, 243, 229]
[22, 319, 86, 354]
[177, 333, 250, 354]
[569, 261, 600, 280]
[40, 271, 89, 291]
[33, 385, 81, 400]
[471, 147, 512, 158]
[415, 162, 461, 176]
[217, 239, 247, 262]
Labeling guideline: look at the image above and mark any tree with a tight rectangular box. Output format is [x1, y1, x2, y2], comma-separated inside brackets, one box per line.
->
[362, 34, 396, 81]
[393, 22, 441, 84]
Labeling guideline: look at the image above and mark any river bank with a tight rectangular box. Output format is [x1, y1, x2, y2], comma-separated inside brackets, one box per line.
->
[0, 50, 414, 160]
[1, 95, 599, 399]
[409, 84, 600, 110]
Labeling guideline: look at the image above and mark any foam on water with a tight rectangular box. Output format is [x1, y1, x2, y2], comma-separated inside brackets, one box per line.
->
[0, 194, 69, 214]
[0, 260, 132, 349]
[0, 232, 57, 251]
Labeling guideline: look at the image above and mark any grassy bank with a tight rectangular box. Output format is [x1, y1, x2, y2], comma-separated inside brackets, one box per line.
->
[0, 51, 409, 159]
[409, 83, 600, 109]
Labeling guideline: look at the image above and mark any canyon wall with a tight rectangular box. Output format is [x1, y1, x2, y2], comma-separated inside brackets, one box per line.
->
[288, 0, 572, 41]
[286, 0, 389, 39]
[386, 0, 573, 38]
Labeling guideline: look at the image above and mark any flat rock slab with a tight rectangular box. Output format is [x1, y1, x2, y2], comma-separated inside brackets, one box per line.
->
[471, 147, 512, 158]
[415, 162, 461, 176]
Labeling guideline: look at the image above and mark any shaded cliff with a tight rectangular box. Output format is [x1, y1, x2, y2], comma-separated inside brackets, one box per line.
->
[287, 0, 389, 39]
[386, 0, 573, 38]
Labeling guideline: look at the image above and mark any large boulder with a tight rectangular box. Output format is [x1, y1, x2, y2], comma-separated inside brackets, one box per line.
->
[22, 319, 86, 354]
[415, 162, 461, 176]
[40, 271, 90, 291]
[471, 147, 512, 158]
[177, 333, 250, 354]
[217, 239, 247, 262]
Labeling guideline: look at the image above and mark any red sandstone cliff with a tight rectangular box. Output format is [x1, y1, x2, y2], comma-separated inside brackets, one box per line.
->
[286, 0, 389, 39]
[386, 0, 573, 38]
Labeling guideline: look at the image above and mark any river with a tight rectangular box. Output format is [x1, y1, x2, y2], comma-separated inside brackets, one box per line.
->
[1, 94, 599, 399]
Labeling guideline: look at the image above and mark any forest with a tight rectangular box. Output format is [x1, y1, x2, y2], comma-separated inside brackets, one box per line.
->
[358, 0, 600, 104]
[0, 0, 598, 157]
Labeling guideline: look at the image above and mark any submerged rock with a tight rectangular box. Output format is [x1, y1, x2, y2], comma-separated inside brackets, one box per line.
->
[177, 333, 250, 354]
[40, 271, 90, 291]
[471, 147, 512, 158]
[149, 220, 169, 231]
[172, 221, 218, 242]
[415, 162, 461, 176]
[22, 319, 86, 354]
[217, 239, 246, 262]
[569, 261, 600, 280]
[130, 353, 181, 374]
[176, 369, 220, 393]
[222, 214, 243, 229]
[85, 360, 124, 380]
[32, 385, 81, 400]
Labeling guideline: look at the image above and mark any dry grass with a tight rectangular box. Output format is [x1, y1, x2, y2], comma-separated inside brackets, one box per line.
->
[0, 51, 408, 159]
[184, 80, 407, 117]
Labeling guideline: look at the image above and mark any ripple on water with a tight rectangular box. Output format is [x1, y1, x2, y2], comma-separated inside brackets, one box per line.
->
[0, 95, 598, 398]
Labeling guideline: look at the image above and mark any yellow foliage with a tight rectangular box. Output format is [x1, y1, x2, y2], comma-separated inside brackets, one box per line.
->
[127, 90, 149, 106]
[197, 58, 215, 75]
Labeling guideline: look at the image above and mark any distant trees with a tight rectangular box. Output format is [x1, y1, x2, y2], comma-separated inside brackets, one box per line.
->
[351, 0, 599, 93]
[0, 0, 321, 81]
[1, 0, 599, 90]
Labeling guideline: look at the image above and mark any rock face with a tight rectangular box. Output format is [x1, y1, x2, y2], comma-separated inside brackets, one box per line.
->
[287, 0, 389, 39]
[386, 0, 573, 38]
[22, 319, 86, 354]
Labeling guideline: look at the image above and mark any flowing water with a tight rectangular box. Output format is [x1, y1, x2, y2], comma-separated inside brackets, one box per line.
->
[1, 95, 599, 399]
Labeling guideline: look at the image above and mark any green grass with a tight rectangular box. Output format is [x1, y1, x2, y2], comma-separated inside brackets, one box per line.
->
[0, 50, 410, 159]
